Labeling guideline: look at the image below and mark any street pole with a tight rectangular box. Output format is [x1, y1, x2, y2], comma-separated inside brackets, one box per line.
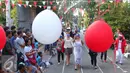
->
[6, 0, 11, 27]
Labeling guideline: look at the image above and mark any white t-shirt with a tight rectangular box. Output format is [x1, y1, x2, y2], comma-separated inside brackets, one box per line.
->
[118, 40, 122, 49]
[14, 37, 25, 53]
[24, 46, 33, 61]
[64, 37, 73, 48]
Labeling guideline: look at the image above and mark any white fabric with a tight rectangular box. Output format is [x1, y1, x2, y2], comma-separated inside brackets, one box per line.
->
[116, 49, 124, 63]
[24, 46, 33, 61]
[73, 40, 83, 65]
[118, 40, 122, 49]
[64, 37, 73, 48]
[32, 10, 62, 44]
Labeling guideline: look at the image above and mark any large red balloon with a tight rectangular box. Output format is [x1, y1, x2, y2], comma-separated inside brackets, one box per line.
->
[84, 20, 114, 52]
[0, 26, 6, 50]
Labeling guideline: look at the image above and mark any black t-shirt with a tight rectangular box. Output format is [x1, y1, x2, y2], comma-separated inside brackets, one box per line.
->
[2, 40, 13, 55]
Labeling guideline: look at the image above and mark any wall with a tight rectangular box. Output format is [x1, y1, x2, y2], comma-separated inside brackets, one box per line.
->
[17, 5, 36, 31]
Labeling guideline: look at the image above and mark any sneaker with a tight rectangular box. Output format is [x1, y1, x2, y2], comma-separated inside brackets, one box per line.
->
[75, 68, 77, 70]
[58, 62, 60, 65]
[120, 63, 123, 65]
[116, 61, 118, 64]
[75, 66, 77, 70]
[104, 60, 107, 63]
[94, 66, 98, 69]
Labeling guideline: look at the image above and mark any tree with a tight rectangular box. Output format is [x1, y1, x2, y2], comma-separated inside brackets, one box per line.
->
[11, 6, 18, 27]
[103, 2, 130, 40]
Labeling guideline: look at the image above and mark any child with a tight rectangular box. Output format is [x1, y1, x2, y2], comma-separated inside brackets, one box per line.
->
[56, 36, 64, 64]
[34, 39, 39, 58]
[37, 52, 47, 70]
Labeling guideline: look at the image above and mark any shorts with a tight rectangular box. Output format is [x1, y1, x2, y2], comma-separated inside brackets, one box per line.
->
[65, 48, 73, 55]
[25, 61, 37, 73]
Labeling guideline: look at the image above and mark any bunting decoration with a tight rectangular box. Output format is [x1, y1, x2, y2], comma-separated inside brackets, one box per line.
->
[56, 2, 59, 5]
[4, 0, 8, 6]
[25, 1, 29, 6]
[53, 6, 57, 11]
[43, 5, 47, 9]
[29, 5, 32, 8]
[50, 1, 53, 5]
[42, 1, 46, 5]
[88, 0, 90, 4]
[33, 1, 37, 8]
[0, 0, 2, 6]
[64, 7, 67, 12]
[24, 4, 26, 8]
[18, 0, 22, 5]
[39, 5, 42, 8]
[102, 0, 105, 3]
[71, 8, 75, 12]
[47, 6, 51, 10]
[11, 0, 15, 8]
[0, 0, 125, 10]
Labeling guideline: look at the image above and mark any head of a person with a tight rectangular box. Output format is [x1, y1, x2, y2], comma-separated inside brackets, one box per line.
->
[75, 34, 80, 39]
[59, 36, 63, 40]
[12, 30, 17, 37]
[118, 34, 123, 40]
[18, 63, 26, 72]
[116, 28, 120, 33]
[6, 30, 12, 38]
[38, 52, 42, 57]
[17, 30, 23, 37]
[25, 39, 31, 46]
[4, 26, 9, 32]
[26, 31, 31, 37]
[11, 26, 16, 31]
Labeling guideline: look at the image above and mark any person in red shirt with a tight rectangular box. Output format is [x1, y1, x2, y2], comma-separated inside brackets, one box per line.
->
[114, 34, 127, 65]
[56, 36, 65, 64]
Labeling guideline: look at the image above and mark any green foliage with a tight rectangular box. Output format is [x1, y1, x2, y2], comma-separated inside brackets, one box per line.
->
[11, 7, 18, 27]
[103, 3, 130, 40]
[0, 11, 6, 25]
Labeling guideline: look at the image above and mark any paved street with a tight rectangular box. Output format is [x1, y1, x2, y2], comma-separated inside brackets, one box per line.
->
[43, 33, 130, 73]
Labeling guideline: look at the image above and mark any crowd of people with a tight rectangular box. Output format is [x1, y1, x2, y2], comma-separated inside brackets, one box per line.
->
[0, 26, 53, 73]
[0, 25, 129, 73]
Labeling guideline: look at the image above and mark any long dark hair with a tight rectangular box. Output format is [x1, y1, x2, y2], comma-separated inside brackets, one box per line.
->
[25, 39, 31, 46]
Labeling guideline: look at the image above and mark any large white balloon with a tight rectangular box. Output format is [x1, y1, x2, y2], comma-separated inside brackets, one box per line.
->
[32, 10, 62, 44]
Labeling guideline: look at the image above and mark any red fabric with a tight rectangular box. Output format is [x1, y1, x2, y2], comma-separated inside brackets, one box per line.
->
[61, 41, 65, 53]
[84, 20, 114, 52]
[32, 44, 35, 49]
[0, 26, 6, 50]
[27, 55, 37, 65]
[57, 41, 65, 53]
[114, 38, 127, 54]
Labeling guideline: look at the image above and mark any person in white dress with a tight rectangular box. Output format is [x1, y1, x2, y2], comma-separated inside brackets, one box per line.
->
[73, 34, 83, 70]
